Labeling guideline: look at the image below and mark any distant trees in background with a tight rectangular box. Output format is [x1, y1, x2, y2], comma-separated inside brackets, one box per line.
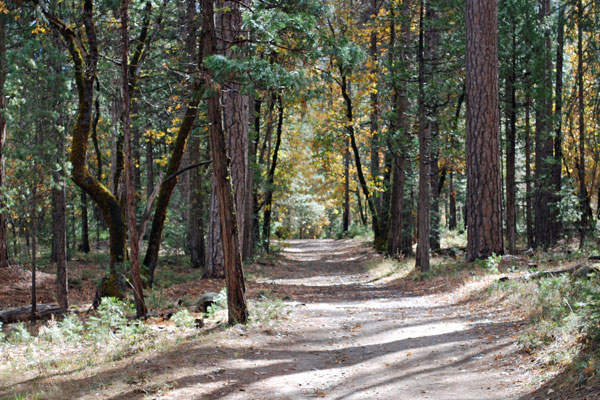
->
[0, 0, 599, 317]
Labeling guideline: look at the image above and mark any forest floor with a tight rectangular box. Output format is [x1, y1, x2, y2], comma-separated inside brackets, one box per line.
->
[1, 239, 597, 399]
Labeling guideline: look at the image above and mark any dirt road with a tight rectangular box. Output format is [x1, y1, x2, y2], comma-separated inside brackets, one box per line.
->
[163, 239, 532, 399]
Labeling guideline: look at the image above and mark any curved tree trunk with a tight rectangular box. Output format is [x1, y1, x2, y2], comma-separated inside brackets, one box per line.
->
[142, 89, 200, 286]
[45, 2, 127, 278]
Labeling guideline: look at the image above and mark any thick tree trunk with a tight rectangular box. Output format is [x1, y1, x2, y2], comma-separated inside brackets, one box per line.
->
[216, 0, 252, 260]
[202, 0, 248, 324]
[415, 0, 430, 271]
[465, 0, 503, 261]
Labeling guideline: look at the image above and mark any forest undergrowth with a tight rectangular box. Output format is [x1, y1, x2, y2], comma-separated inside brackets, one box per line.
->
[1, 237, 600, 399]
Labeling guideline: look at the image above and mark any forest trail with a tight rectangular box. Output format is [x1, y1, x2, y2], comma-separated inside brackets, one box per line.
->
[159, 239, 533, 400]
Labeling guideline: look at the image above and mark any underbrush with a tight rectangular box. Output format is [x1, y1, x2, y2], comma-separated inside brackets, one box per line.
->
[0, 298, 159, 384]
[490, 270, 600, 383]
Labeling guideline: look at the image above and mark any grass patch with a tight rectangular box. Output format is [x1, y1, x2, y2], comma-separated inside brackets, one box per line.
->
[489, 264, 600, 383]
[365, 257, 412, 280]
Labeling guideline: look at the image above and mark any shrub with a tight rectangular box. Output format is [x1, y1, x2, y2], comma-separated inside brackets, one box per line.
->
[171, 309, 195, 329]
[8, 322, 31, 344]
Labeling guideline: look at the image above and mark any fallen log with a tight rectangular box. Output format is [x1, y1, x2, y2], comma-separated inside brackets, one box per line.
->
[519, 264, 600, 281]
[0, 304, 66, 324]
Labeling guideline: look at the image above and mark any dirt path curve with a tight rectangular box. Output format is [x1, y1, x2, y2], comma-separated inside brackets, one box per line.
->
[165, 239, 533, 400]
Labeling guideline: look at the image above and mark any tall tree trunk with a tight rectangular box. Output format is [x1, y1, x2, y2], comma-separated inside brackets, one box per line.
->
[415, 0, 430, 271]
[577, 0, 589, 249]
[533, 0, 554, 249]
[340, 75, 381, 247]
[465, 0, 503, 261]
[44, 3, 128, 279]
[0, 15, 8, 268]
[121, 0, 145, 318]
[202, 0, 248, 324]
[262, 96, 284, 253]
[552, 4, 564, 240]
[216, 0, 251, 259]
[387, 0, 411, 257]
[525, 93, 534, 248]
[505, 28, 517, 254]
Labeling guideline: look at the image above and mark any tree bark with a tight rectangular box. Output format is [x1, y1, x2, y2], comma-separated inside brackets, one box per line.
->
[202, 0, 248, 324]
[415, 0, 430, 271]
[465, 0, 503, 261]
[216, 0, 252, 260]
